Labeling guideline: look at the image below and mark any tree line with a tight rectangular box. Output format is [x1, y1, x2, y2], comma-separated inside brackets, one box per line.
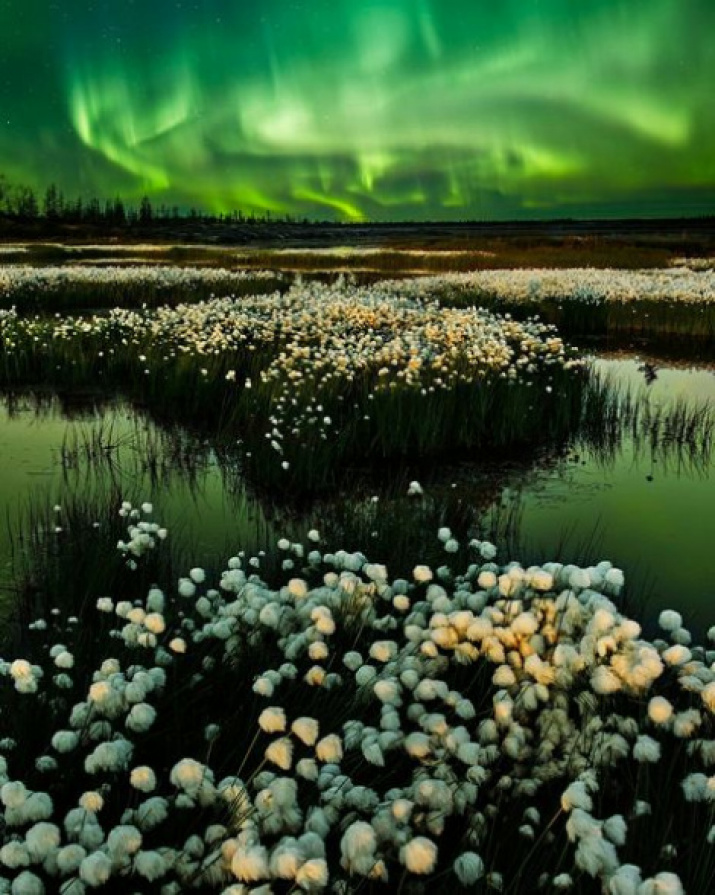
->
[0, 174, 308, 227]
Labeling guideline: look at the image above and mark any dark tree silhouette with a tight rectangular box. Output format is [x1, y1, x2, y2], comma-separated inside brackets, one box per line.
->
[139, 196, 153, 223]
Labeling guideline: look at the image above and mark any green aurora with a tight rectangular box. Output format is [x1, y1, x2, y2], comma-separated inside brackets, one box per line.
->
[1, 0, 714, 220]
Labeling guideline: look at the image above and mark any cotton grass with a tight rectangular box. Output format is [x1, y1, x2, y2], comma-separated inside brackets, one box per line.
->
[0, 502, 713, 892]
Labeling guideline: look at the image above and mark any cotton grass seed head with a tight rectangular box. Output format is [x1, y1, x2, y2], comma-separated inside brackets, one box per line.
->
[258, 707, 287, 734]
[401, 836, 437, 874]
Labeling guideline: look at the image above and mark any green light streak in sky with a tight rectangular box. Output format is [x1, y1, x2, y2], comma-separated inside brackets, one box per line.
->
[1, 0, 714, 219]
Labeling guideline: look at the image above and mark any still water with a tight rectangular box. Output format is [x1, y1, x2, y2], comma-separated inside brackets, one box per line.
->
[0, 355, 713, 626]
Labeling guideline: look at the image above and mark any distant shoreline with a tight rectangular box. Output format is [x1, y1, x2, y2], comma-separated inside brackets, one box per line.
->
[1, 216, 714, 251]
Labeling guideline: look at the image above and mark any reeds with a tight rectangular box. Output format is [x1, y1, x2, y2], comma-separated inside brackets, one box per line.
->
[1, 325, 712, 500]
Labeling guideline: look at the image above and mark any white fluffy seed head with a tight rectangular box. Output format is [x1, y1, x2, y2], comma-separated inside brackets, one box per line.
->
[658, 610, 683, 633]
[130, 766, 157, 793]
[648, 696, 673, 725]
[258, 707, 287, 734]
[291, 717, 319, 746]
[401, 836, 437, 874]
[265, 737, 293, 771]
[79, 851, 112, 887]
[454, 851, 485, 885]
[78, 791, 104, 814]
[315, 734, 343, 763]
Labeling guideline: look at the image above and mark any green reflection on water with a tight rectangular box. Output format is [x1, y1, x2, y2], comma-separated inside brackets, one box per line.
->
[0, 356, 713, 625]
[513, 356, 715, 625]
[0, 399, 276, 600]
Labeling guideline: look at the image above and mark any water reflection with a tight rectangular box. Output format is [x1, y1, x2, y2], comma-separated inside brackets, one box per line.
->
[0, 355, 713, 626]
[0, 397, 276, 597]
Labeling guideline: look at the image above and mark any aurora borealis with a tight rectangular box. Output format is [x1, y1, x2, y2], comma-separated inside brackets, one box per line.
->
[1, 0, 714, 220]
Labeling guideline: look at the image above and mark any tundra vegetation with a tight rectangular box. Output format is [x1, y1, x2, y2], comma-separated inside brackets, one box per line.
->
[0, 251, 713, 892]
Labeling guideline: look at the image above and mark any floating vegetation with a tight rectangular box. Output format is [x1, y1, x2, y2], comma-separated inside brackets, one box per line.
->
[0, 500, 714, 892]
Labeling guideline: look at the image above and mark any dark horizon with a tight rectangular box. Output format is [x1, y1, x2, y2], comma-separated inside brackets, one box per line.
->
[1, 177, 714, 235]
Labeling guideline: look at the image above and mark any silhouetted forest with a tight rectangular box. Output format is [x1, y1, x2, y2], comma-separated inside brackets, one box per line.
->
[0, 173, 306, 228]
[1, 173, 713, 248]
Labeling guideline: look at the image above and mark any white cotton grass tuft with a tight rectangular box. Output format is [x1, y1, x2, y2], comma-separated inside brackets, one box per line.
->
[648, 697, 674, 725]
[295, 858, 328, 889]
[373, 679, 401, 705]
[603, 815, 627, 846]
[340, 821, 377, 875]
[296, 758, 319, 781]
[561, 782, 592, 813]
[633, 735, 661, 763]
[608, 864, 642, 893]
[591, 666, 622, 695]
[658, 610, 683, 633]
[51, 730, 79, 754]
[0, 841, 30, 869]
[401, 836, 438, 874]
[189, 567, 206, 584]
[258, 707, 287, 734]
[639, 871, 685, 894]
[134, 849, 166, 881]
[231, 844, 269, 882]
[25, 821, 61, 860]
[270, 840, 303, 879]
[130, 766, 157, 793]
[170, 758, 210, 796]
[291, 717, 320, 746]
[265, 737, 293, 770]
[315, 734, 343, 763]
[107, 824, 142, 857]
[79, 851, 112, 887]
[126, 702, 157, 733]
[701, 682, 715, 712]
[78, 791, 104, 814]
[3, 501, 715, 890]
[57, 844, 87, 874]
[673, 710, 701, 739]
[135, 796, 168, 831]
[413, 565, 433, 584]
[2, 781, 29, 809]
[453, 851, 485, 885]
[9, 871, 45, 894]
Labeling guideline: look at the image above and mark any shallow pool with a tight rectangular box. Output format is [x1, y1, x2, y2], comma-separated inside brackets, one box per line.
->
[0, 353, 713, 626]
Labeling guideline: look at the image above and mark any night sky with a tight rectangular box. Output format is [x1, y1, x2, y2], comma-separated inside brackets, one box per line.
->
[1, 0, 713, 220]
